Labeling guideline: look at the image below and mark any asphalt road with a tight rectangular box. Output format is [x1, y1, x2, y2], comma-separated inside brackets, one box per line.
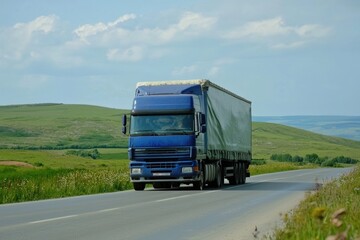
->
[0, 168, 352, 240]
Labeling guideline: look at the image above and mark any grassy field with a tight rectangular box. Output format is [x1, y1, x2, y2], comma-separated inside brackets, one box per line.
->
[271, 165, 360, 239]
[0, 104, 129, 149]
[0, 104, 359, 204]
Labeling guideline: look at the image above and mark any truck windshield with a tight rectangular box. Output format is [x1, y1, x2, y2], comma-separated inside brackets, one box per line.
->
[130, 114, 194, 136]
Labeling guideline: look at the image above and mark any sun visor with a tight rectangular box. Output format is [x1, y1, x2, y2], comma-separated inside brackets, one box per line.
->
[131, 95, 195, 115]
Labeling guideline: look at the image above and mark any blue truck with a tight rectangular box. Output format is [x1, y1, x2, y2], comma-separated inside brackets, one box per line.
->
[122, 80, 252, 190]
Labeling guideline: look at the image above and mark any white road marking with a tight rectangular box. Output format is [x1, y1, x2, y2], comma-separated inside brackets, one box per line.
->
[28, 215, 78, 225]
[154, 191, 213, 203]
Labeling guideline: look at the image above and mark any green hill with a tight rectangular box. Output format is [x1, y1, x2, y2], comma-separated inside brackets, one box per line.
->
[0, 104, 129, 149]
[254, 116, 360, 141]
[253, 122, 360, 160]
[0, 104, 359, 160]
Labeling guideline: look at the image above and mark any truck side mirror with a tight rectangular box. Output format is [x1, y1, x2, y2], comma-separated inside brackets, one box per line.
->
[200, 125, 207, 133]
[195, 112, 206, 134]
[122, 114, 127, 134]
[200, 113, 206, 125]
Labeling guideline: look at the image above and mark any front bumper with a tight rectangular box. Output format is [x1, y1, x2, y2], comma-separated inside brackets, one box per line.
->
[130, 160, 200, 183]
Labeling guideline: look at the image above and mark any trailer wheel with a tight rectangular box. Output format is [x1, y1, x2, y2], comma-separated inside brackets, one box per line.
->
[241, 162, 247, 184]
[133, 182, 145, 191]
[229, 162, 240, 185]
[239, 162, 246, 184]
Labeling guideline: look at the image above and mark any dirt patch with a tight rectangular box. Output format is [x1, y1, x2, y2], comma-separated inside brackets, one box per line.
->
[0, 161, 34, 168]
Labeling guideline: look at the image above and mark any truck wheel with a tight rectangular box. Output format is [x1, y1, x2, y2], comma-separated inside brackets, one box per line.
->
[229, 162, 240, 185]
[133, 182, 145, 191]
[239, 162, 246, 184]
[193, 170, 205, 190]
[213, 163, 224, 188]
[241, 163, 247, 184]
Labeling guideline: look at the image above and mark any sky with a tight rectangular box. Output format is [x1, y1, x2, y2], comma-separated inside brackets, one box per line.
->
[1, 0, 360, 116]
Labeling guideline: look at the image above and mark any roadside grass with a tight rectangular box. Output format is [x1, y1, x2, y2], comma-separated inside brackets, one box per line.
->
[270, 165, 360, 239]
[0, 167, 132, 204]
[0, 149, 132, 204]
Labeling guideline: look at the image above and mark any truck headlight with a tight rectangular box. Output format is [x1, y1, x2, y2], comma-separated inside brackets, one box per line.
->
[131, 168, 142, 174]
[182, 167, 193, 174]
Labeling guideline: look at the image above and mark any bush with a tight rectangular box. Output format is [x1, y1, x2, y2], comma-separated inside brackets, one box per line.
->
[305, 153, 320, 163]
[293, 155, 304, 163]
[252, 159, 266, 165]
[332, 156, 359, 164]
[66, 149, 100, 159]
[271, 153, 293, 162]
[34, 162, 44, 167]
[270, 153, 358, 167]
[321, 159, 338, 167]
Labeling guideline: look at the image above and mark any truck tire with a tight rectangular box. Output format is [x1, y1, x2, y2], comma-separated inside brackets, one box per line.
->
[211, 163, 223, 188]
[239, 162, 246, 184]
[133, 182, 145, 191]
[229, 162, 240, 185]
[241, 162, 247, 184]
[193, 170, 205, 190]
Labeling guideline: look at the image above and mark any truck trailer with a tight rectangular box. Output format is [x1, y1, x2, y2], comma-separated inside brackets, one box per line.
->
[122, 79, 252, 190]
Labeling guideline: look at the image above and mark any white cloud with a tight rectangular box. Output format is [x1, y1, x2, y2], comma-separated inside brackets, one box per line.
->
[224, 16, 331, 50]
[71, 12, 216, 62]
[14, 15, 57, 35]
[108, 14, 137, 28]
[295, 24, 331, 38]
[0, 15, 58, 64]
[225, 17, 290, 39]
[73, 12, 216, 46]
[155, 12, 216, 42]
[106, 46, 143, 62]
[177, 11, 216, 31]
[74, 14, 136, 42]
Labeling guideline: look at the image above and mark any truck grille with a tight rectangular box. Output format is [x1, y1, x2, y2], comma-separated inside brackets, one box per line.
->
[133, 147, 191, 160]
[146, 163, 176, 169]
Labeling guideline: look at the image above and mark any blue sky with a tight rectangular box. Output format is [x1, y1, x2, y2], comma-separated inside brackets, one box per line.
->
[1, 0, 359, 116]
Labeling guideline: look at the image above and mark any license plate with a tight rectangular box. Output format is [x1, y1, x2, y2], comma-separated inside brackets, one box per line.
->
[153, 172, 171, 176]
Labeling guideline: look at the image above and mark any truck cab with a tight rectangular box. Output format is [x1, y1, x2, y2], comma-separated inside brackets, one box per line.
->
[123, 83, 206, 190]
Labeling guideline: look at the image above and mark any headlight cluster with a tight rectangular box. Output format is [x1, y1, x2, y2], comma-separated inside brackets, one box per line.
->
[131, 168, 142, 174]
[181, 167, 193, 173]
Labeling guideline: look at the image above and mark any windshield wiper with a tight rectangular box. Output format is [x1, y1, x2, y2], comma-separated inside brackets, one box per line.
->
[133, 130, 159, 136]
[162, 129, 191, 135]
